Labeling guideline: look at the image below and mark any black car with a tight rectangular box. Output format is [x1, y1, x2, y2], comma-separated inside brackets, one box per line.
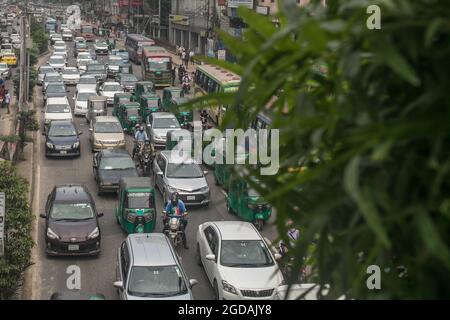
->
[93, 149, 139, 195]
[117, 73, 138, 92]
[40, 184, 103, 256]
[43, 121, 82, 157]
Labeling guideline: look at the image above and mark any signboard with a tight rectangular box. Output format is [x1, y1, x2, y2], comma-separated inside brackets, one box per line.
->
[256, 6, 269, 15]
[169, 15, 189, 26]
[228, 0, 254, 9]
[0, 192, 5, 257]
[118, 0, 143, 7]
[217, 49, 226, 60]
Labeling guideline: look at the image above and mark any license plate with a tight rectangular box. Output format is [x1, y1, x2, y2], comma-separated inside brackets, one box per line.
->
[60, 150, 67, 154]
[187, 196, 195, 200]
[68, 244, 79, 251]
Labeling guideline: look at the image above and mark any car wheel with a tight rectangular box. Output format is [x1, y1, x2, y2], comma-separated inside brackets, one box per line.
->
[196, 244, 202, 267]
[213, 280, 220, 300]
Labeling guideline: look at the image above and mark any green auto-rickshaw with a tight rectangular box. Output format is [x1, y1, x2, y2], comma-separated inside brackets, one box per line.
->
[112, 92, 133, 117]
[162, 86, 182, 110]
[140, 94, 161, 121]
[115, 177, 156, 234]
[162, 87, 192, 128]
[133, 81, 156, 101]
[213, 144, 248, 189]
[226, 173, 272, 231]
[117, 102, 142, 134]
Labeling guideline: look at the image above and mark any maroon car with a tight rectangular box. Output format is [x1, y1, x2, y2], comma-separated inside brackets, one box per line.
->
[40, 184, 103, 256]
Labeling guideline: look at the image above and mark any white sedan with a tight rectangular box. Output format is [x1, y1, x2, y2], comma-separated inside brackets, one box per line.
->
[61, 67, 80, 85]
[74, 90, 97, 116]
[196, 221, 284, 300]
[98, 81, 123, 105]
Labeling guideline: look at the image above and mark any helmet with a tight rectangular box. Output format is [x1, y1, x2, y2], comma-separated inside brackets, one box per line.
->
[135, 123, 140, 129]
[139, 125, 144, 131]
[170, 192, 179, 206]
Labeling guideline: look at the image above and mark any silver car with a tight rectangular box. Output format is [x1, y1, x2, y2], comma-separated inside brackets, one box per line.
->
[47, 55, 66, 72]
[38, 65, 55, 85]
[153, 151, 210, 206]
[61, 67, 80, 85]
[114, 233, 197, 300]
[147, 112, 182, 148]
[0, 62, 10, 79]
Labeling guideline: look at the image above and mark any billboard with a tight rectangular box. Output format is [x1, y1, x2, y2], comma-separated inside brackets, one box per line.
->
[228, 0, 254, 9]
[118, 0, 143, 7]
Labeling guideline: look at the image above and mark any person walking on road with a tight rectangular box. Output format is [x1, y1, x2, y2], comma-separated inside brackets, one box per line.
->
[4, 90, 10, 114]
[171, 66, 176, 86]
[189, 50, 195, 65]
[181, 50, 187, 66]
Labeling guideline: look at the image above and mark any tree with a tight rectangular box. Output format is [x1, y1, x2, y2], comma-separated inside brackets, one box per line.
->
[189, 0, 450, 298]
[0, 162, 34, 300]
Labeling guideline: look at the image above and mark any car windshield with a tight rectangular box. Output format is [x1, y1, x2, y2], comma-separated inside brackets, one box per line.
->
[46, 75, 61, 82]
[148, 58, 170, 71]
[126, 192, 153, 208]
[153, 117, 180, 129]
[46, 105, 70, 113]
[78, 53, 91, 59]
[99, 157, 135, 170]
[50, 202, 94, 220]
[103, 84, 122, 91]
[77, 92, 96, 101]
[63, 69, 78, 75]
[128, 265, 188, 298]
[220, 240, 274, 267]
[77, 43, 87, 48]
[79, 60, 92, 66]
[48, 123, 77, 136]
[47, 85, 66, 93]
[94, 122, 122, 133]
[49, 58, 65, 64]
[120, 74, 137, 82]
[40, 66, 53, 74]
[117, 52, 129, 59]
[108, 59, 121, 65]
[166, 163, 203, 179]
[96, 41, 107, 46]
[54, 47, 65, 52]
[88, 64, 105, 71]
[79, 77, 96, 84]
[0, 63, 8, 69]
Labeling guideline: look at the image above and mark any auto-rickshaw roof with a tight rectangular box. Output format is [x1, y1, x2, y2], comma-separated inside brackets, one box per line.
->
[141, 93, 159, 99]
[120, 102, 140, 108]
[119, 177, 153, 190]
[88, 96, 107, 102]
[172, 97, 189, 105]
[165, 86, 181, 92]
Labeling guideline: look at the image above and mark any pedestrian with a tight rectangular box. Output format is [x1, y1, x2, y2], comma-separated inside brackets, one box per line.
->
[181, 50, 187, 67]
[4, 89, 10, 114]
[189, 50, 195, 65]
[171, 66, 176, 86]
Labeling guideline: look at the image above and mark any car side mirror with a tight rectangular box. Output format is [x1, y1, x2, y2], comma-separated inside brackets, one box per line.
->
[205, 254, 216, 262]
[274, 253, 282, 261]
[156, 171, 163, 176]
[78, 131, 83, 135]
[98, 212, 104, 217]
[147, 124, 151, 127]
[203, 170, 208, 175]
[189, 279, 198, 288]
[88, 128, 93, 132]
[113, 281, 123, 289]
[40, 213, 46, 218]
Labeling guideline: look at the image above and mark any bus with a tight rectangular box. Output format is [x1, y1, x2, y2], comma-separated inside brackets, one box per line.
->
[45, 18, 57, 33]
[124, 34, 155, 65]
[80, 23, 95, 41]
[194, 64, 241, 125]
[142, 47, 172, 87]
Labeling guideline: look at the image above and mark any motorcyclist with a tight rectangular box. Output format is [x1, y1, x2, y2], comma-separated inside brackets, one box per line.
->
[132, 124, 148, 158]
[278, 219, 299, 256]
[163, 192, 189, 249]
[182, 74, 191, 94]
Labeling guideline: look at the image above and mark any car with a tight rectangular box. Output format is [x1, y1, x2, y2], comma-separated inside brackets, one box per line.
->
[53, 46, 67, 59]
[74, 41, 87, 58]
[43, 72, 63, 92]
[74, 90, 97, 116]
[74, 36, 85, 43]
[77, 58, 93, 74]
[62, 31, 73, 41]
[44, 83, 67, 101]
[85, 63, 107, 83]
[43, 103, 73, 127]
[147, 112, 181, 148]
[50, 33, 62, 45]
[114, 233, 198, 300]
[117, 73, 138, 92]
[61, 67, 80, 85]
[94, 39, 108, 55]
[153, 150, 210, 206]
[11, 37, 20, 49]
[77, 75, 97, 92]
[106, 55, 122, 77]
[89, 116, 126, 152]
[111, 49, 129, 63]
[76, 51, 93, 63]
[92, 149, 138, 194]
[196, 221, 285, 300]
[47, 55, 66, 71]
[40, 184, 103, 256]
[37, 65, 55, 85]
[0, 62, 10, 78]
[98, 81, 123, 105]
[43, 120, 82, 157]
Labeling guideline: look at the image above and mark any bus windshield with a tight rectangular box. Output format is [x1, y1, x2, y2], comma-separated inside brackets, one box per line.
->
[81, 25, 93, 33]
[148, 58, 170, 71]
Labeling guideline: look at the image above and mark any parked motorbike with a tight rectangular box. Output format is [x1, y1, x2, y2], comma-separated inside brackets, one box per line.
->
[162, 211, 188, 248]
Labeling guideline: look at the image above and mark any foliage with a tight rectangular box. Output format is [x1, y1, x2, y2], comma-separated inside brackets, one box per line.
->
[29, 16, 48, 55]
[189, 0, 450, 298]
[0, 135, 20, 143]
[0, 161, 34, 300]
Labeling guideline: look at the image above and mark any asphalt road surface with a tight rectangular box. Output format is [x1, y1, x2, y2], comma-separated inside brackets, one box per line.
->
[34, 39, 278, 300]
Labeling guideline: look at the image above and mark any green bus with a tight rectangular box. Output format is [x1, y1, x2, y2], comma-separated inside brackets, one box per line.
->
[142, 46, 172, 87]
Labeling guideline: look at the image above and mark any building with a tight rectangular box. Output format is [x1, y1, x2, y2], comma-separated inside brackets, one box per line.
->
[256, 0, 327, 16]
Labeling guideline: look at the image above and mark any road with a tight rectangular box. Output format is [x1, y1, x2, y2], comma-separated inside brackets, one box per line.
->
[34, 39, 278, 300]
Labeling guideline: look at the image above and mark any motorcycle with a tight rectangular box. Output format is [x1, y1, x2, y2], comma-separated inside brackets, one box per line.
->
[162, 211, 188, 248]
[138, 147, 153, 176]
[276, 240, 310, 283]
[182, 81, 190, 95]
[200, 110, 211, 131]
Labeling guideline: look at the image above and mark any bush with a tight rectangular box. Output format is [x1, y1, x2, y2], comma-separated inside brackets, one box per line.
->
[0, 162, 34, 300]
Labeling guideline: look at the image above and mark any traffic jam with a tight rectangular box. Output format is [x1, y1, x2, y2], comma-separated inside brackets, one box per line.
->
[36, 17, 303, 301]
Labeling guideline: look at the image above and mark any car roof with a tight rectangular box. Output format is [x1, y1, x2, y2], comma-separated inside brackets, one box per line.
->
[210, 221, 262, 241]
[100, 149, 130, 157]
[127, 234, 177, 267]
[103, 82, 120, 86]
[160, 150, 196, 164]
[151, 112, 177, 119]
[94, 116, 120, 123]
[53, 184, 91, 202]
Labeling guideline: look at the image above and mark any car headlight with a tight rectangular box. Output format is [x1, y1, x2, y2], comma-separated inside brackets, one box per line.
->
[73, 141, 80, 148]
[87, 227, 99, 239]
[94, 140, 101, 145]
[222, 280, 237, 295]
[199, 186, 210, 193]
[44, 119, 51, 124]
[46, 227, 59, 240]
[167, 186, 179, 193]
[46, 142, 54, 149]
[153, 133, 161, 140]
